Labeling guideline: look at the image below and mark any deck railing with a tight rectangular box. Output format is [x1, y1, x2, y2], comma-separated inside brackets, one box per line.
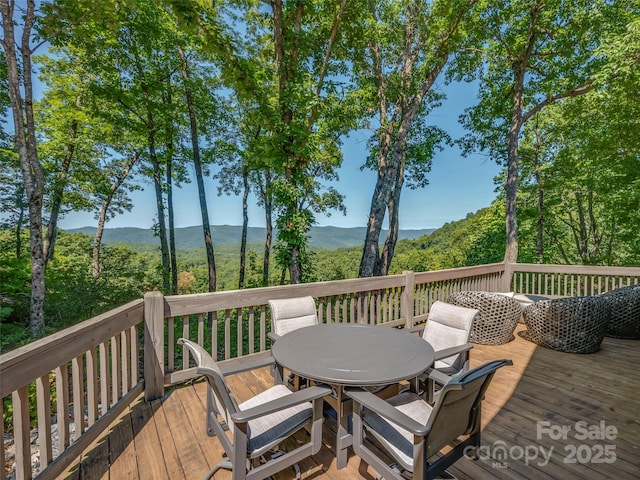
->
[0, 300, 144, 480]
[2, 262, 639, 480]
[509, 263, 640, 297]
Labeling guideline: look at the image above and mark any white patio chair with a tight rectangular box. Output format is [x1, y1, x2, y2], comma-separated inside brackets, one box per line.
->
[407, 301, 478, 404]
[178, 338, 330, 480]
[268, 296, 318, 389]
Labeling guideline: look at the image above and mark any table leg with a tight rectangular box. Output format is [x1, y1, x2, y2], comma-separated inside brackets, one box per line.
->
[335, 386, 352, 470]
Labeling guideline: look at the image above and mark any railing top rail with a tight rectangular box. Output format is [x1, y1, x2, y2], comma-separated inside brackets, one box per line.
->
[162, 274, 407, 317]
[413, 262, 506, 282]
[512, 263, 640, 276]
[0, 298, 144, 398]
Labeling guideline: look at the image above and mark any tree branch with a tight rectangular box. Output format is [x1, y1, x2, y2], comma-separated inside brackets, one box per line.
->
[522, 79, 595, 123]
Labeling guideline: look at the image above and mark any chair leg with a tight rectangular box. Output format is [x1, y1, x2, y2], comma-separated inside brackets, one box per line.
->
[204, 457, 232, 480]
[426, 378, 436, 405]
[266, 451, 302, 480]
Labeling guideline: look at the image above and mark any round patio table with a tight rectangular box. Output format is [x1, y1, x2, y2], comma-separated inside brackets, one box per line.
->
[271, 323, 435, 469]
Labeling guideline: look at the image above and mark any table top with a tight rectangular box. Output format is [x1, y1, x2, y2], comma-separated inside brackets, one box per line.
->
[271, 323, 435, 386]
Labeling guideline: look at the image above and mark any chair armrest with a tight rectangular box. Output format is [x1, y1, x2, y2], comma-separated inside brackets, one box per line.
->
[427, 368, 452, 386]
[433, 343, 473, 362]
[178, 338, 217, 370]
[231, 385, 332, 424]
[345, 387, 428, 437]
[406, 326, 424, 336]
[268, 332, 281, 343]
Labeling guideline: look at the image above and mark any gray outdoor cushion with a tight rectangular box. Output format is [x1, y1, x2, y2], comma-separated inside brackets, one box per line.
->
[269, 296, 318, 336]
[362, 391, 433, 470]
[423, 301, 477, 370]
[239, 384, 313, 455]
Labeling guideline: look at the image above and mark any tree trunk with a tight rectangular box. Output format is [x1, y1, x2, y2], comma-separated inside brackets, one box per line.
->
[358, 3, 450, 277]
[531, 115, 544, 264]
[359, 161, 394, 278]
[239, 164, 249, 289]
[44, 95, 80, 263]
[289, 246, 302, 284]
[536, 169, 544, 264]
[166, 147, 178, 294]
[262, 172, 273, 287]
[147, 121, 171, 293]
[92, 153, 138, 279]
[2, 0, 45, 336]
[178, 47, 216, 291]
[504, 65, 525, 264]
[376, 160, 405, 276]
[14, 184, 26, 258]
[164, 84, 178, 295]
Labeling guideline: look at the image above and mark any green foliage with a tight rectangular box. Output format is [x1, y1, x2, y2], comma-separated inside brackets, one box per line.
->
[391, 201, 508, 272]
[0, 230, 161, 351]
[0, 230, 31, 328]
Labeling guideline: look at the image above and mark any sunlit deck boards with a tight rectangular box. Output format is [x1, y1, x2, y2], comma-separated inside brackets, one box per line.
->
[59, 324, 639, 480]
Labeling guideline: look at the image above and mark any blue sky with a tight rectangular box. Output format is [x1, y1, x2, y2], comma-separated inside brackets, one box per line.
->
[58, 81, 502, 231]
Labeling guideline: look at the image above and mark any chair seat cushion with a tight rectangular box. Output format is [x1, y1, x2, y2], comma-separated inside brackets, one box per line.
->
[239, 384, 313, 455]
[362, 391, 433, 471]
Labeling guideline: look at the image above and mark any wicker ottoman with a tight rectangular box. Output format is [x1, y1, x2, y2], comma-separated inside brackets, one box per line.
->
[599, 284, 640, 339]
[521, 296, 609, 353]
[446, 291, 523, 345]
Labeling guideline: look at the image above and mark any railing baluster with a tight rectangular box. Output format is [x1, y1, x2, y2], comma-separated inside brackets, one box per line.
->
[224, 309, 231, 359]
[99, 342, 110, 412]
[55, 364, 70, 450]
[36, 374, 53, 468]
[260, 305, 266, 352]
[111, 335, 121, 404]
[237, 308, 243, 357]
[120, 331, 129, 396]
[212, 310, 219, 359]
[168, 316, 175, 371]
[72, 355, 85, 441]
[131, 325, 138, 385]
[182, 315, 190, 367]
[12, 385, 31, 480]
[248, 307, 255, 354]
[86, 347, 98, 426]
[198, 312, 204, 347]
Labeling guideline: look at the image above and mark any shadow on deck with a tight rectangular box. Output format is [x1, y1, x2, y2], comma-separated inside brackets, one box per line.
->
[59, 324, 639, 480]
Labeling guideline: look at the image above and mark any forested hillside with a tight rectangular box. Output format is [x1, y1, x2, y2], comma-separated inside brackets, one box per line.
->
[67, 225, 435, 250]
[0, 211, 459, 349]
[2, 193, 639, 351]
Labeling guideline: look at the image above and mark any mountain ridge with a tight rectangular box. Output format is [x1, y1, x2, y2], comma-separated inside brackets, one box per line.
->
[66, 225, 435, 250]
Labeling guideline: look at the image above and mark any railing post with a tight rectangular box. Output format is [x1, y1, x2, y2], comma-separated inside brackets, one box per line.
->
[402, 270, 415, 328]
[144, 291, 165, 401]
[502, 262, 513, 292]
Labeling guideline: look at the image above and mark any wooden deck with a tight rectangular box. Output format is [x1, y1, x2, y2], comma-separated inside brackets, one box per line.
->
[58, 324, 639, 480]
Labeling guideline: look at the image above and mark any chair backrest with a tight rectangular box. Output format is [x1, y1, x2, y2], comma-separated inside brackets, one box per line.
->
[423, 301, 478, 369]
[178, 338, 240, 448]
[269, 296, 318, 336]
[425, 359, 512, 457]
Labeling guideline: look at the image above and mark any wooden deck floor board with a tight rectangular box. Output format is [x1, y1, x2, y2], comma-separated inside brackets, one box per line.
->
[58, 324, 639, 480]
[101, 402, 137, 480]
[130, 399, 168, 480]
